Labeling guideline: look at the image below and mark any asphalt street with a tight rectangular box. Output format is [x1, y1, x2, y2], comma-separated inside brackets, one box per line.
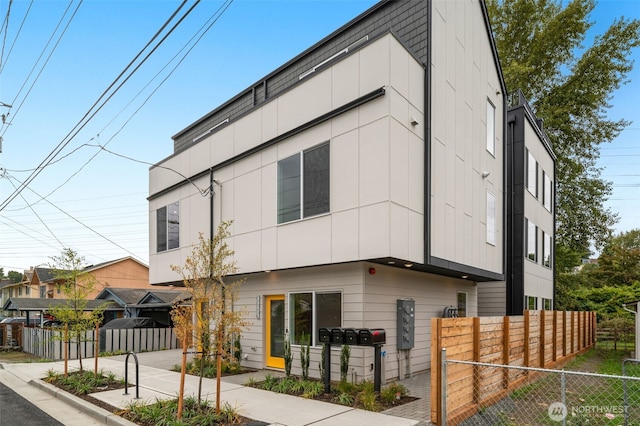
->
[0, 380, 64, 426]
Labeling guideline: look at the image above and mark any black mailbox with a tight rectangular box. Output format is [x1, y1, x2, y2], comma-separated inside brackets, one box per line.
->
[358, 328, 386, 346]
[318, 328, 331, 344]
[344, 328, 358, 345]
[331, 328, 345, 344]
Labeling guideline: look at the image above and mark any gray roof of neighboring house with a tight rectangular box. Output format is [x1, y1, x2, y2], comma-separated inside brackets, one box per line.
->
[141, 290, 191, 304]
[34, 267, 58, 283]
[95, 288, 151, 305]
[0, 279, 14, 289]
[2, 297, 120, 312]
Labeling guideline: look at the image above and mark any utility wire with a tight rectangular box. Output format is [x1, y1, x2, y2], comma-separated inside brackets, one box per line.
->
[0, 0, 80, 135]
[0, 0, 12, 69]
[5, 173, 66, 248]
[3, 0, 233, 204]
[3, 171, 145, 262]
[0, 0, 32, 74]
[0, 0, 197, 211]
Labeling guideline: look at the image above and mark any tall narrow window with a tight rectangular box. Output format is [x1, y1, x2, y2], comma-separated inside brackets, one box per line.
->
[157, 201, 180, 252]
[527, 150, 538, 198]
[278, 142, 330, 224]
[543, 172, 552, 211]
[486, 100, 495, 155]
[486, 191, 496, 245]
[526, 218, 537, 262]
[543, 232, 552, 268]
[457, 292, 467, 317]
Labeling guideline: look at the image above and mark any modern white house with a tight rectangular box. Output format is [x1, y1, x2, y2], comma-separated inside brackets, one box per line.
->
[147, 0, 542, 382]
[479, 91, 556, 316]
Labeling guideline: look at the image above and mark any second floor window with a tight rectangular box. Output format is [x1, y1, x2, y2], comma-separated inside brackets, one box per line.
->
[527, 150, 538, 198]
[543, 232, 552, 268]
[486, 100, 495, 155]
[526, 218, 537, 262]
[543, 172, 553, 211]
[157, 201, 180, 252]
[278, 142, 330, 224]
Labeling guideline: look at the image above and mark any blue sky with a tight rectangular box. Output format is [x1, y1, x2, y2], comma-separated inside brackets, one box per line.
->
[0, 0, 638, 272]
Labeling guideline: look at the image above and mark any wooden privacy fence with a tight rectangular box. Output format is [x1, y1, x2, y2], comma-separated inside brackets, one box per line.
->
[21, 327, 180, 360]
[430, 310, 596, 425]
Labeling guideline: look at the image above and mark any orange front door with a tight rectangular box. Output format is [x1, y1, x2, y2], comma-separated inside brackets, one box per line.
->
[265, 295, 285, 369]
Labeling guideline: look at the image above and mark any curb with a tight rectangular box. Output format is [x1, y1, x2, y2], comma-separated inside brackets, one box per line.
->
[29, 379, 137, 426]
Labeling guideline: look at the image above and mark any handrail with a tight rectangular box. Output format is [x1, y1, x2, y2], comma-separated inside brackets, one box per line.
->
[123, 351, 140, 399]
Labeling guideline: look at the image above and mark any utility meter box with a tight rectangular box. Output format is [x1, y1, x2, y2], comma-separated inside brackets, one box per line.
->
[397, 298, 415, 349]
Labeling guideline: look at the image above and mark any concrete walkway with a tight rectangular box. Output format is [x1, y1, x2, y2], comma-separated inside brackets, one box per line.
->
[1, 349, 432, 425]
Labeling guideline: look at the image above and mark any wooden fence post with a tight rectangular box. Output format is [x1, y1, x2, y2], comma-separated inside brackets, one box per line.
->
[503, 316, 510, 390]
[524, 311, 530, 368]
[552, 311, 557, 362]
[562, 311, 567, 357]
[431, 318, 442, 426]
[473, 317, 480, 404]
[540, 310, 546, 367]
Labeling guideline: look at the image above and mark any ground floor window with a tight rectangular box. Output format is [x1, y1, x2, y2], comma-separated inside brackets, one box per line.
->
[457, 292, 467, 317]
[543, 298, 553, 310]
[525, 295, 538, 310]
[290, 291, 342, 346]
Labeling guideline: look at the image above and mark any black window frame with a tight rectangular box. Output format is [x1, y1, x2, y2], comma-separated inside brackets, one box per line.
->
[277, 142, 330, 224]
[157, 201, 180, 253]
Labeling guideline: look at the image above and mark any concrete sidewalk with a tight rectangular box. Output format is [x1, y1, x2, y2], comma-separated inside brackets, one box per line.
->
[1, 350, 425, 425]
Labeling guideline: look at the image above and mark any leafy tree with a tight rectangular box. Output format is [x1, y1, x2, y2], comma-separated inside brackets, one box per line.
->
[593, 229, 640, 287]
[556, 229, 640, 318]
[171, 221, 248, 415]
[49, 248, 106, 374]
[7, 270, 22, 283]
[487, 0, 640, 253]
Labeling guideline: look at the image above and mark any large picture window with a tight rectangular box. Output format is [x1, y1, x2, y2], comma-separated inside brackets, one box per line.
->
[527, 150, 538, 198]
[290, 291, 341, 346]
[157, 201, 179, 252]
[278, 142, 330, 224]
[526, 218, 537, 262]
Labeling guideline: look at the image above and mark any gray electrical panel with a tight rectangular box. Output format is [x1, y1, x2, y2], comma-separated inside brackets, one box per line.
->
[397, 298, 415, 349]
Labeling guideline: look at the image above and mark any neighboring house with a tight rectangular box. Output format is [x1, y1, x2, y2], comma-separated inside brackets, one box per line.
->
[0, 272, 39, 317]
[478, 91, 556, 316]
[148, 0, 509, 382]
[39, 257, 151, 300]
[95, 287, 190, 326]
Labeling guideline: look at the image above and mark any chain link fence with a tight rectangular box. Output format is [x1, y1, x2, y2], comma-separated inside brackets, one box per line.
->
[442, 356, 640, 425]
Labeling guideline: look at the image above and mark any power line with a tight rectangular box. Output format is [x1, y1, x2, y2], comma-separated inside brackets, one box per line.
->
[0, 0, 198, 212]
[0, 0, 32, 74]
[0, 0, 81, 135]
[3, 171, 144, 261]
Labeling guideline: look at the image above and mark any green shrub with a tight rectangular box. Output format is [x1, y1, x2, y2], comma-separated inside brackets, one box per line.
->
[340, 344, 351, 382]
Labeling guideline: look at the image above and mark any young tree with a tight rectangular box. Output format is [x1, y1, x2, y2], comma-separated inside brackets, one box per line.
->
[49, 248, 106, 374]
[487, 0, 640, 254]
[171, 221, 248, 414]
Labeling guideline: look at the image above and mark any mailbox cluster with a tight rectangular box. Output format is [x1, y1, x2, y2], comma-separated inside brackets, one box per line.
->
[318, 327, 386, 346]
